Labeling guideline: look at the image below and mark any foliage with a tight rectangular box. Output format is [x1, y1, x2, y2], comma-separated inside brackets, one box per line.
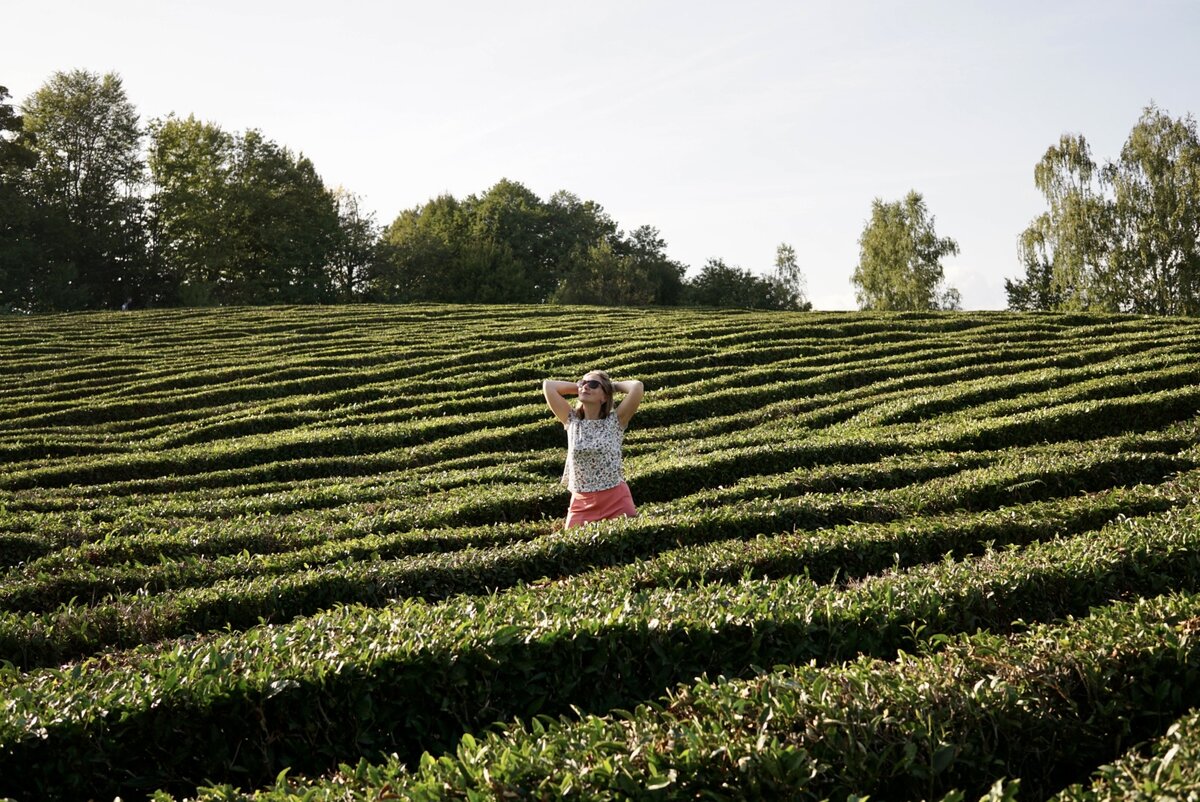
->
[1, 303, 1200, 798]
[769, 241, 813, 310]
[1105, 104, 1200, 315]
[328, 188, 379, 302]
[553, 226, 686, 306]
[681, 257, 797, 309]
[147, 114, 238, 305]
[853, 190, 961, 311]
[19, 70, 149, 310]
[1008, 104, 1200, 315]
[372, 181, 686, 306]
[148, 116, 343, 305]
[1055, 708, 1200, 800]
[0, 85, 47, 312]
[1008, 134, 1109, 311]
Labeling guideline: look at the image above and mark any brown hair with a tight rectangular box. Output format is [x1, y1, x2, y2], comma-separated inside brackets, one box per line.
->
[581, 369, 614, 419]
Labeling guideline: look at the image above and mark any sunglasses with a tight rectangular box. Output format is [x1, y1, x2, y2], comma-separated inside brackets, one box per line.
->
[578, 379, 603, 390]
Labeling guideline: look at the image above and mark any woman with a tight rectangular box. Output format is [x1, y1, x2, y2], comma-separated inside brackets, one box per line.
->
[543, 370, 644, 528]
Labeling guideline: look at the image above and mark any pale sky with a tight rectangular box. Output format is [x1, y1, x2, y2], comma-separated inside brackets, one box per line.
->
[7, 1, 1200, 309]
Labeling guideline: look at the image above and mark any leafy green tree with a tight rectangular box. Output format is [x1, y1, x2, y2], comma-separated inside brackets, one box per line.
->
[0, 85, 48, 311]
[21, 70, 148, 309]
[149, 118, 341, 305]
[375, 181, 656, 305]
[852, 191, 960, 311]
[768, 242, 812, 311]
[683, 258, 791, 309]
[461, 179, 548, 301]
[328, 188, 379, 302]
[617, 225, 687, 306]
[1104, 105, 1200, 315]
[148, 114, 236, 305]
[225, 130, 340, 304]
[1006, 135, 1111, 311]
[456, 236, 529, 302]
[552, 240, 654, 305]
[369, 194, 470, 302]
[1008, 105, 1200, 315]
[553, 224, 686, 306]
[546, 190, 618, 267]
[375, 180, 546, 303]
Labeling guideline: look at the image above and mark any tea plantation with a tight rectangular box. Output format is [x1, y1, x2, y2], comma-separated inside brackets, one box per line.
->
[1, 304, 1199, 801]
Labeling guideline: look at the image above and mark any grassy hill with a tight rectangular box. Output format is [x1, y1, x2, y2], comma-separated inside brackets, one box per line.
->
[1, 304, 1199, 801]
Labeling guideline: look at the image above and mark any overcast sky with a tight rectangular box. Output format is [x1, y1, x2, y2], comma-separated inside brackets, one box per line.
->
[7, 0, 1200, 309]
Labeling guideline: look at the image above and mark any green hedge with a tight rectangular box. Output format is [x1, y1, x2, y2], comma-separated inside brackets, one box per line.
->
[1052, 708, 1200, 800]
[2, 504, 1200, 798]
[169, 590, 1200, 802]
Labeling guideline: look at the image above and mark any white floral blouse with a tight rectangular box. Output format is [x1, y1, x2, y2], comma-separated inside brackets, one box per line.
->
[560, 407, 628, 493]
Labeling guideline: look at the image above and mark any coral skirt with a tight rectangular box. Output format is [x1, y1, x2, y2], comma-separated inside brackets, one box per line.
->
[565, 480, 637, 528]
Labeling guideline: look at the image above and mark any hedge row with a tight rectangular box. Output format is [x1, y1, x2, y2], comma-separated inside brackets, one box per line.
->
[2, 316, 1190, 456]
[2, 503, 1200, 798]
[3, 339, 1194, 498]
[1052, 707, 1200, 800]
[0, 478, 1180, 667]
[4, 436, 1186, 619]
[229, 590, 1196, 802]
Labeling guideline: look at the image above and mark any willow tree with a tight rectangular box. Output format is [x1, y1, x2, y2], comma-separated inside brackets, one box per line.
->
[1007, 104, 1200, 315]
[1007, 134, 1112, 311]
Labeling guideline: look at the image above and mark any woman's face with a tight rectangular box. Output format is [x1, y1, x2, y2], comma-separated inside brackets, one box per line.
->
[578, 373, 608, 405]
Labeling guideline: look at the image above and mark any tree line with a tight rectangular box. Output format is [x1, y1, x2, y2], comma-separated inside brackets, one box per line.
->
[0, 70, 807, 313]
[842, 103, 1200, 315]
[2, 70, 1198, 314]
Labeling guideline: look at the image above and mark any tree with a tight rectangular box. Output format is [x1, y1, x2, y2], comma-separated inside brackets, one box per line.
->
[545, 190, 619, 279]
[374, 181, 671, 305]
[461, 179, 548, 301]
[328, 188, 379, 302]
[149, 118, 342, 305]
[554, 224, 686, 306]
[21, 70, 148, 308]
[369, 194, 471, 302]
[147, 114, 236, 305]
[617, 225, 687, 306]
[0, 85, 47, 311]
[1006, 134, 1111, 311]
[552, 240, 656, 306]
[1007, 105, 1200, 315]
[682, 258, 791, 309]
[225, 130, 340, 304]
[852, 191, 960, 311]
[1105, 105, 1200, 315]
[768, 242, 812, 311]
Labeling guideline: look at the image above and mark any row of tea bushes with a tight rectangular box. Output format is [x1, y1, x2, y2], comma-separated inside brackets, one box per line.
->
[0, 486, 1167, 667]
[1054, 707, 1200, 800]
[162, 590, 1200, 802]
[2, 503, 1199, 797]
[3, 306, 1200, 799]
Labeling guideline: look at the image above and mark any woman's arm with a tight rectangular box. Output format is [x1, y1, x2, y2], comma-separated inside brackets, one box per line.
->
[543, 379, 576, 425]
[614, 379, 644, 427]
